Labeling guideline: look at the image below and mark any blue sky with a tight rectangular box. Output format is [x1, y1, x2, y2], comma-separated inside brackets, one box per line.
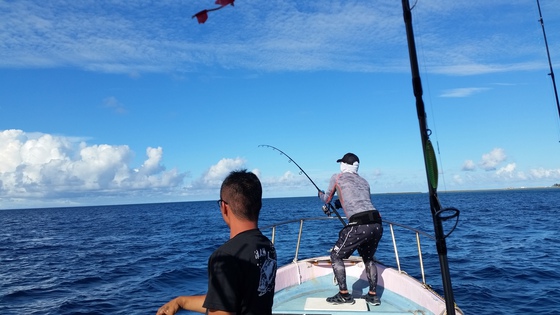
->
[1, 0, 559, 209]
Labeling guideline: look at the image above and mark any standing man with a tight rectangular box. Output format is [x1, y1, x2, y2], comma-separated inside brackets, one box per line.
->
[157, 170, 277, 315]
[318, 153, 383, 306]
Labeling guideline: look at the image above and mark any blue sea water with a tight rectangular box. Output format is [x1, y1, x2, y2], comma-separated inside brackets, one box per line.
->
[1, 188, 559, 315]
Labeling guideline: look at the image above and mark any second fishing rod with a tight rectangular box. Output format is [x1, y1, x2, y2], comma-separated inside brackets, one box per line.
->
[259, 144, 346, 226]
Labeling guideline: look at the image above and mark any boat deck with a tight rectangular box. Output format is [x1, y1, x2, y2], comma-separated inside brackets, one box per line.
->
[273, 273, 433, 315]
[265, 217, 461, 315]
[271, 255, 445, 315]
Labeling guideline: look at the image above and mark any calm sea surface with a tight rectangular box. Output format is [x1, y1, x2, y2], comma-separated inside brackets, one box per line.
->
[1, 188, 559, 315]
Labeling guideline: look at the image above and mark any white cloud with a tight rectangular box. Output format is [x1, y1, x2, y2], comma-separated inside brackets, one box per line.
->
[0, 129, 186, 206]
[440, 87, 490, 98]
[103, 96, 127, 114]
[137, 147, 165, 176]
[480, 148, 507, 171]
[183, 159, 310, 199]
[0, 130, 323, 207]
[529, 167, 560, 179]
[449, 158, 560, 190]
[269, 171, 307, 185]
[363, 169, 383, 182]
[0, 1, 551, 76]
[188, 157, 247, 191]
[495, 163, 517, 177]
[461, 160, 476, 171]
[452, 174, 464, 185]
[491, 164, 560, 185]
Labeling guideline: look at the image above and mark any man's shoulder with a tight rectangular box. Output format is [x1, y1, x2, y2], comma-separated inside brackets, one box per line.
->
[221, 230, 272, 250]
[238, 230, 274, 248]
[212, 230, 275, 264]
[339, 172, 365, 180]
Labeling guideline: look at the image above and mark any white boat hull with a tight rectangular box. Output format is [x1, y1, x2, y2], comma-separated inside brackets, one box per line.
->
[274, 256, 462, 314]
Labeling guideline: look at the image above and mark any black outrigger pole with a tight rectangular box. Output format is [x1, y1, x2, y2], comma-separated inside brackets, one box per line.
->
[536, 0, 560, 131]
[401, 1, 459, 314]
[259, 144, 346, 227]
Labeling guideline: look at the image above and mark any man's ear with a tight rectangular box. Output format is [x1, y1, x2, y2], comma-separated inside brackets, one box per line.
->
[220, 202, 231, 224]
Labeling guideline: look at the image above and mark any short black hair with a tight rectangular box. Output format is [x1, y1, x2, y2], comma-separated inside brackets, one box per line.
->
[220, 169, 262, 221]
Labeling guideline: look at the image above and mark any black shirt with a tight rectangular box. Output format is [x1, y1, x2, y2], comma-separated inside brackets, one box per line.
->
[203, 229, 277, 315]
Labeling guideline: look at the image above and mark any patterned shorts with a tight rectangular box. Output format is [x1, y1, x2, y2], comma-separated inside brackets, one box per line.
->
[332, 223, 383, 260]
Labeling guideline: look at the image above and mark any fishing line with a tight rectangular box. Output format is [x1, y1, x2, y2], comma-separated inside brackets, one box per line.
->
[536, 0, 560, 142]
[259, 144, 346, 226]
[259, 144, 322, 192]
[410, 2, 448, 191]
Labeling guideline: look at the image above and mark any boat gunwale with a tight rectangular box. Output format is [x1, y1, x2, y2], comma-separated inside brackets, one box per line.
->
[264, 216, 463, 315]
[261, 216, 436, 283]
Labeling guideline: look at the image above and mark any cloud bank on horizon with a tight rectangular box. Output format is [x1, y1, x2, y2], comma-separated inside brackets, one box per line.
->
[1, 129, 558, 209]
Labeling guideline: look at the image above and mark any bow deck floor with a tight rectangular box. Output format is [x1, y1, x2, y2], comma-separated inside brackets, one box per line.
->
[273, 274, 434, 315]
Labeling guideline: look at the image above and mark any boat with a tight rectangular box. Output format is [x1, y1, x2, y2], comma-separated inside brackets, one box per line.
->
[258, 0, 464, 311]
[194, 0, 464, 313]
[262, 216, 464, 315]
[256, 0, 464, 311]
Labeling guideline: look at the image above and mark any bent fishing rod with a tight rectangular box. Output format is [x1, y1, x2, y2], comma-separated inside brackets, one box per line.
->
[259, 144, 346, 226]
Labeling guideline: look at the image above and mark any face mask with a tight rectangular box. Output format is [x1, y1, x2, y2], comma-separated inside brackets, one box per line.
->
[340, 162, 359, 174]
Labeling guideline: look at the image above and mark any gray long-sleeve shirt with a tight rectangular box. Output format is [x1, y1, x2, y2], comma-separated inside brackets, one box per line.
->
[319, 172, 377, 219]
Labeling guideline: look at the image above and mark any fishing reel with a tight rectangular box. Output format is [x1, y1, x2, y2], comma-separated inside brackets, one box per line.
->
[322, 199, 342, 217]
[322, 204, 332, 216]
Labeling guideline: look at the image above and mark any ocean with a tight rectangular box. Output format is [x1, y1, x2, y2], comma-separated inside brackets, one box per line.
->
[1, 188, 559, 315]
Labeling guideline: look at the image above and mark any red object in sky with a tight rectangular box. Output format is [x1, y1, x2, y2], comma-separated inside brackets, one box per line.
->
[193, 10, 209, 24]
[192, 0, 234, 24]
[215, 0, 234, 6]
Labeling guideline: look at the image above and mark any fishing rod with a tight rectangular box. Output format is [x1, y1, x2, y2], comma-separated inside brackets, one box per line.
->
[536, 0, 560, 134]
[401, 1, 459, 314]
[259, 144, 346, 226]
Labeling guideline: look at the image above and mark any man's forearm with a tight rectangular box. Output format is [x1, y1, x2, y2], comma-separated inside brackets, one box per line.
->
[176, 295, 207, 313]
[157, 295, 207, 315]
